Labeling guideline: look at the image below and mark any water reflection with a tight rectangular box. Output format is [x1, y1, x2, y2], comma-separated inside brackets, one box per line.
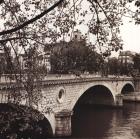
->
[72, 103, 140, 139]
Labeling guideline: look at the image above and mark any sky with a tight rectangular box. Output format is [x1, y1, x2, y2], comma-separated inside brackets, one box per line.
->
[120, 20, 140, 53]
[76, 17, 140, 56]
[119, 1, 140, 54]
[106, 20, 140, 57]
[73, 0, 140, 56]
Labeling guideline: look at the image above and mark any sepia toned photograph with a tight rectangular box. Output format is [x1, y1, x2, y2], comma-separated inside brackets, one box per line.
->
[0, 0, 140, 139]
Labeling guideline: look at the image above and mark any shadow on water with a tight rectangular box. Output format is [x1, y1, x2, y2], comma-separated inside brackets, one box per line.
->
[71, 85, 117, 138]
[72, 103, 140, 139]
[72, 104, 116, 138]
[1, 102, 140, 139]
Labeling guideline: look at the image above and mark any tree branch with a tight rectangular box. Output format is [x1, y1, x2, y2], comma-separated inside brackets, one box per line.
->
[0, 0, 4, 5]
[0, 37, 29, 43]
[0, 0, 64, 36]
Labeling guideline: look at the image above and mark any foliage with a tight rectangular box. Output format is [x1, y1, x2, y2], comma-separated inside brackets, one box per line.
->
[14, 47, 44, 107]
[133, 54, 140, 73]
[0, 0, 131, 54]
[108, 57, 120, 75]
[50, 39, 102, 74]
[0, 53, 6, 75]
[119, 61, 133, 76]
[0, 104, 52, 139]
[128, 0, 140, 24]
[107, 56, 135, 76]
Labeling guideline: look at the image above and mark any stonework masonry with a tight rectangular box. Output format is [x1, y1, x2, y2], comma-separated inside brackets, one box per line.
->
[0, 76, 139, 136]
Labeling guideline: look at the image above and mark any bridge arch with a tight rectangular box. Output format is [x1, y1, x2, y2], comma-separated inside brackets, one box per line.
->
[121, 82, 135, 94]
[71, 84, 116, 110]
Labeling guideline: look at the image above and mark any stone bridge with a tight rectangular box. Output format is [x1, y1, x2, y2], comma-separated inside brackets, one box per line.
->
[0, 75, 139, 137]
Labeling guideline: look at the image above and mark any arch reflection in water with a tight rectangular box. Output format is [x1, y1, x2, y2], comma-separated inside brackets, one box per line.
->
[72, 85, 115, 138]
[72, 103, 140, 139]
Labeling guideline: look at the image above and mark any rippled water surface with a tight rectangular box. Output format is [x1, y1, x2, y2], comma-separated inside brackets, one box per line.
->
[72, 103, 140, 139]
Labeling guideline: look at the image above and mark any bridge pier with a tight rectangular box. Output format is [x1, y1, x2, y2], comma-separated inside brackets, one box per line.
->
[55, 110, 73, 137]
[114, 94, 123, 107]
[123, 92, 140, 102]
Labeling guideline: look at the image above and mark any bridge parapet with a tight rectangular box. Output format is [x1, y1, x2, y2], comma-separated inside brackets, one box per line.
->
[0, 76, 133, 92]
[0, 74, 136, 137]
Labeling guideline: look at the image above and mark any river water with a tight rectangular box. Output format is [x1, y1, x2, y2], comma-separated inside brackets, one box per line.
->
[72, 103, 140, 139]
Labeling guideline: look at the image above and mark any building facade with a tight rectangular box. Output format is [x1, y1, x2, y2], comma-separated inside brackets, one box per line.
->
[118, 51, 135, 64]
[17, 51, 51, 74]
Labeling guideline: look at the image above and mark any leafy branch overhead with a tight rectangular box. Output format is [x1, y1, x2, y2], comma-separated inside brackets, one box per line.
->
[0, 0, 64, 36]
[0, 0, 139, 53]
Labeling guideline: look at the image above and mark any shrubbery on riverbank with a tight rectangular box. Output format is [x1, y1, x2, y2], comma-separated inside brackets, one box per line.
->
[0, 104, 52, 139]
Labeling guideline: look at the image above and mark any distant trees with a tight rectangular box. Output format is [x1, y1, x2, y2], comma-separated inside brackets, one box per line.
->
[108, 57, 120, 75]
[51, 40, 102, 74]
[120, 62, 133, 76]
[133, 54, 140, 72]
[0, 46, 14, 75]
[0, 55, 6, 75]
[132, 54, 140, 76]
[108, 56, 134, 76]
